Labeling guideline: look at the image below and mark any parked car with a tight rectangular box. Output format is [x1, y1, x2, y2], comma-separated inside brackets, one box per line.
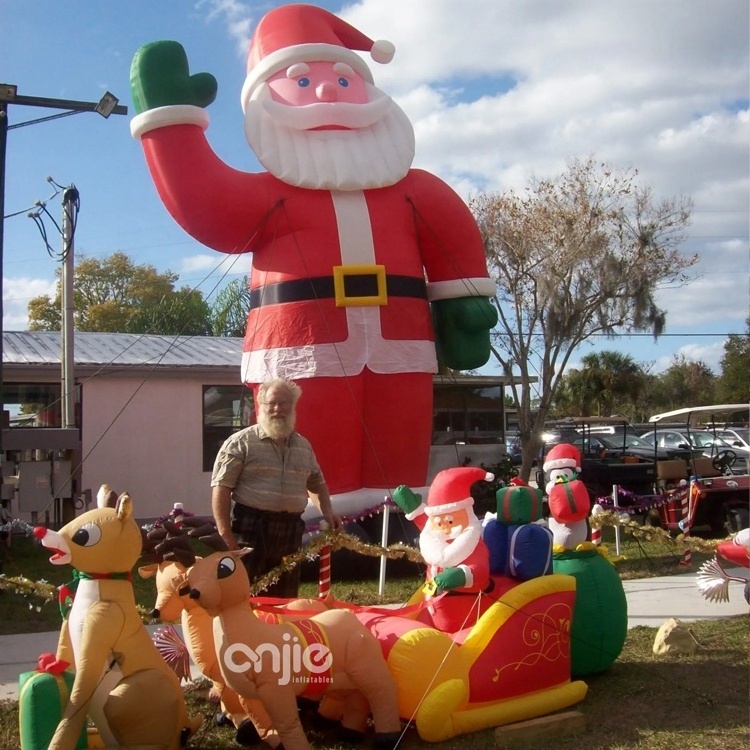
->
[573, 433, 689, 463]
[639, 428, 749, 474]
[714, 427, 750, 451]
[507, 428, 580, 466]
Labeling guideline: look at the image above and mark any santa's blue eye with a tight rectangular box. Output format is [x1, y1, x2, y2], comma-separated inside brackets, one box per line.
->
[297, 77, 311, 88]
[338, 77, 349, 87]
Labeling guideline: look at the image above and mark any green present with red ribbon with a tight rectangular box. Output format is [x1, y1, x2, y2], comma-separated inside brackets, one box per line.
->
[18, 653, 88, 750]
[495, 480, 544, 525]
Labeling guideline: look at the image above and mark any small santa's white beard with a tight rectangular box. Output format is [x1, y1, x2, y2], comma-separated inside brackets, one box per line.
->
[420, 519, 482, 569]
[244, 82, 415, 191]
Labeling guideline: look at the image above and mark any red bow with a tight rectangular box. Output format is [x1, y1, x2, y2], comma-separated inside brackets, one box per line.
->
[36, 652, 70, 676]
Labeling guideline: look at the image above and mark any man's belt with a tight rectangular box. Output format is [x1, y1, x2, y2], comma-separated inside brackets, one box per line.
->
[249, 264, 428, 308]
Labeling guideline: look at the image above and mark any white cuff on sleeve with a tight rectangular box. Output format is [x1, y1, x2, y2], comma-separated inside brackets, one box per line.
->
[131, 105, 209, 139]
[458, 563, 473, 589]
[426, 277, 496, 301]
[405, 503, 427, 522]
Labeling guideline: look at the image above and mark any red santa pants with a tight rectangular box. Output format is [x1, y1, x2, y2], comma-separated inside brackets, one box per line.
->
[276, 370, 433, 494]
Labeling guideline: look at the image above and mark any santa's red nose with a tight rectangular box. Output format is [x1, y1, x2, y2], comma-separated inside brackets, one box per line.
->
[33, 526, 47, 540]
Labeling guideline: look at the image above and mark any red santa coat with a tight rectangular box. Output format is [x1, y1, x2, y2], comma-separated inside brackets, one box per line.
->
[411, 514, 492, 632]
[135, 116, 495, 491]
[411, 513, 491, 594]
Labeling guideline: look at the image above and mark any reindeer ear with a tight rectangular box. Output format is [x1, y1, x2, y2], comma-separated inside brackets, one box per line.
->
[116, 493, 133, 521]
[235, 547, 253, 559]
[97, 484, 118, 509]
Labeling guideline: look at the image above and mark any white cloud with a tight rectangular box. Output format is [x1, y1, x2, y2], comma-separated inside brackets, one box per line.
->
[179, 253, 246, 276]
[2, 277, 57, 331]
[196, 0, 256, 57]
[656, 340, 728, 375]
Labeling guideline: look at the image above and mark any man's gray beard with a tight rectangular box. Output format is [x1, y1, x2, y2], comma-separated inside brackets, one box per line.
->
[259, 412, 295, 441]
[244, 86, 416, 190]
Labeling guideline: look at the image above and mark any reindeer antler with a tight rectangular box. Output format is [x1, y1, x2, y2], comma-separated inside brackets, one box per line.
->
[139, 507, 225, 567]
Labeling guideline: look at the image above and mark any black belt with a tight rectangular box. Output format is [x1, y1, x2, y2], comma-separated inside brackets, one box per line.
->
[233, 504, 300, 520]
[249, 273, 427, 309]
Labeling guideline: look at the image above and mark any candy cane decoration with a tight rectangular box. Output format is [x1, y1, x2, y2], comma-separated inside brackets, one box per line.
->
[590, 504, 603, 546]
[679, 482, 692, 567]
[318, 520, 332, 599]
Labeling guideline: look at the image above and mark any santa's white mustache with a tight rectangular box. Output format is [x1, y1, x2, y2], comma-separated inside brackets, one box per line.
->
[260, 95, 391, 131]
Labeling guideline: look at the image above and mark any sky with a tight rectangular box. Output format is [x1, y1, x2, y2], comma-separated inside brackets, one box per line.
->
[2, 0, 748, 380]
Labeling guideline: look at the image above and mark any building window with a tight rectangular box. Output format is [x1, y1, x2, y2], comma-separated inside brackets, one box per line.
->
[432, 384, 503, 445]
[202, 385, 255, 471]
[4, 383, 62, 428]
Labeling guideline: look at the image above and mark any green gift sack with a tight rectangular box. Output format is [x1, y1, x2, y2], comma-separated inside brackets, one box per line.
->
[18, 653, 88, 750]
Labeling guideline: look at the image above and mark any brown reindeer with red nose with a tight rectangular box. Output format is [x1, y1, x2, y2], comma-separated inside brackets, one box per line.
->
[33, 485, 203, 750]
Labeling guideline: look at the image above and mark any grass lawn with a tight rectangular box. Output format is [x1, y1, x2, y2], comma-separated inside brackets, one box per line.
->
[0, 524, 746, 749]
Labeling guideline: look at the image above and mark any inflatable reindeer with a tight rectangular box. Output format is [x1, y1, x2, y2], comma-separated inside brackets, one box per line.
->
[33, 486, 203, 750]
[139, 523, 281, 748]
[186, 548, 402, 750]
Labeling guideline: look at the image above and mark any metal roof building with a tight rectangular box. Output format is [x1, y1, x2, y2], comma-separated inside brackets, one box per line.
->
[3, 331, 243, 373]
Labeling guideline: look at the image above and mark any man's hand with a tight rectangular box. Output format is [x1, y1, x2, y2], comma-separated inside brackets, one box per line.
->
[392, 485, 423, 515]
[131, 40, 218, 114]
[431, 297, 498, 370]
[433, 567, 467, 591]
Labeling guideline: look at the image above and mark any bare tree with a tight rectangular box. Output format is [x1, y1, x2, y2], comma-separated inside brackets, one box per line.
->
[471, 156, 696, 480]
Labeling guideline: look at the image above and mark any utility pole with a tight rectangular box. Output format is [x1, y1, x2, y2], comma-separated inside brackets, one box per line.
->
[61, 186, 79, 430]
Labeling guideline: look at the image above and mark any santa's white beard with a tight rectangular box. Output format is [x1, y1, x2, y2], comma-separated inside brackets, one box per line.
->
[419, 519, 482, 569]
[244, 83, 415, 190]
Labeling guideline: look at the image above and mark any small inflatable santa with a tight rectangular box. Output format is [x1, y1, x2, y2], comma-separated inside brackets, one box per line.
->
[395, 467, 492, 595]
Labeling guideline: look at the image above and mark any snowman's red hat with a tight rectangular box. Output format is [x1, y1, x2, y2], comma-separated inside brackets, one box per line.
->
[241, 4, 395, 111]
[543, 443, 582, 473]
[424, 467, 494, 517]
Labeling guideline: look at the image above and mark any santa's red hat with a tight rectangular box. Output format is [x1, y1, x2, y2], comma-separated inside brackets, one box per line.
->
[424, 467, 494, 517]
[241, 4, 395, 110]
[543, 443, 582, 473]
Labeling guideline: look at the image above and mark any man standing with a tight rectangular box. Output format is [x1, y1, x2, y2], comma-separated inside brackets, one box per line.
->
[211, 378, 341, 597]
[130, 5, 497, 496]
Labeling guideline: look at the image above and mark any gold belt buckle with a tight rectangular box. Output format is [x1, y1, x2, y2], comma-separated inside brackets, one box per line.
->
[332, 264, 387, 307]
[422, 579, 438, 597]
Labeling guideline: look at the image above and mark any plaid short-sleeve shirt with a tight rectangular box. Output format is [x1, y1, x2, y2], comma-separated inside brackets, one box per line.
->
[211, 424, 326, 513]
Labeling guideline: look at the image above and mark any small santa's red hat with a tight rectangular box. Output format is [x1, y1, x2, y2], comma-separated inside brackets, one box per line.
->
[241, 4, 395, 110]
[424, 467, 494, 517]
[543, 443, 582, 473]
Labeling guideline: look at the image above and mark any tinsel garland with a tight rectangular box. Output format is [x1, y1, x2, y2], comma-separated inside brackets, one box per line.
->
[593, 486, 687, 514]
[0, 516, 724, 615]
[248, 529, 425, 596]
[589, 508, 724, 554]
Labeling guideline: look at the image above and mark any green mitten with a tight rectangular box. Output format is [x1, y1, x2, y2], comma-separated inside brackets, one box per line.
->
[432, 297, 497, 370]
[391, 485, 422, 515]
[131, 40, 218, 114]
[433, 567, 467, 591]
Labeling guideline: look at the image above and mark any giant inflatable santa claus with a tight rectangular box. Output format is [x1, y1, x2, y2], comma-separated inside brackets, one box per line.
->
[130, 4, 496, 495]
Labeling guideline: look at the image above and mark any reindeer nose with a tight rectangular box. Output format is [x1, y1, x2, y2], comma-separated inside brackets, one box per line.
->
[189, 588, 201, 600]
[151, 608, 160, 618]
